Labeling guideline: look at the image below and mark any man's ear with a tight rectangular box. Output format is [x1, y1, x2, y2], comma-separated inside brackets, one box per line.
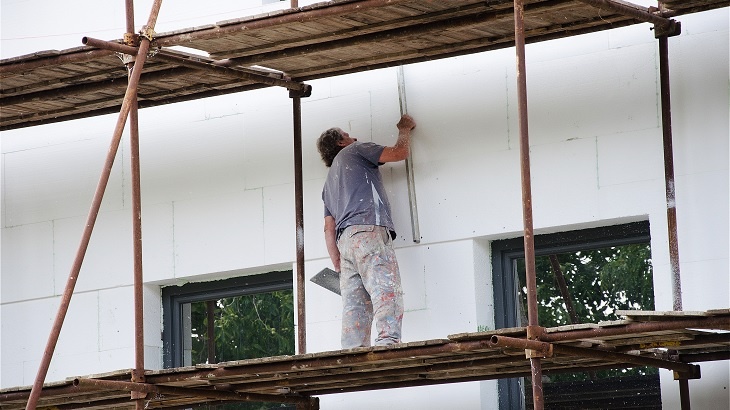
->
[337, 139, 347, 147]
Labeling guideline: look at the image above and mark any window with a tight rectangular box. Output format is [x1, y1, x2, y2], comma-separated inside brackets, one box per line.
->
[491, 221, 661, 409]
[162, 271, 294, 409]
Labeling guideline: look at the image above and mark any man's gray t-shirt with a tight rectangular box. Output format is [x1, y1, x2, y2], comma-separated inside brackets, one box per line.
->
[322, 142, 396, 238]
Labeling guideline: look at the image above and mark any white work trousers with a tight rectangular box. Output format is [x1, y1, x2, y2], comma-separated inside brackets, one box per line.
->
[337, 225, 404, 349]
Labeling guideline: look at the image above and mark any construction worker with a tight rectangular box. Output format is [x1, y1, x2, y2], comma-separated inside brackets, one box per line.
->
[316, 114, 416, 349]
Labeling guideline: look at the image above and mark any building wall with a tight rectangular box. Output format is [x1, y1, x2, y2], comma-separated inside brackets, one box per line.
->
[1, 7, 728, 410]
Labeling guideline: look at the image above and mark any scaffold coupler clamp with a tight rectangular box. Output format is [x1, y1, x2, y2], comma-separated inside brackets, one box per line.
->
[123, 32, 140, 47]
[138, 26, 161, 59]
[118, 53, 136, 66]
[525, 325, 552, 359]
[130, 368, 147, 400]
[673, 364, 701, 381]
[652, 18, 681, 39]
[139, 26, 156, 42]
[289, 83, 313, 98]
[115, 33, 140, 66]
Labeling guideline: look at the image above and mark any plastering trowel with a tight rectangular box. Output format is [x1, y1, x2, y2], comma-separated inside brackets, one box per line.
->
[310, 267, 341, 295]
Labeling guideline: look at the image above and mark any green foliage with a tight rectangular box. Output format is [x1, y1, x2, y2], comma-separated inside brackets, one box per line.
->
[188, 290, 295, 409]
[190, 290, 295, 364]
[517, 244, 654, 327]
[516, 243, 657, 381]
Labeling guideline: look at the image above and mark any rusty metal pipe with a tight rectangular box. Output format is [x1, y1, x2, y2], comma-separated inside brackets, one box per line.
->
[72, 378, 309, 405]
[292, 94, 306, 354]
[128, 4, 144, 410]
[154, 50, 310, 94]
[552, 344, 698, 374]
[549, 255, 581, 324]
[490, 335, 552, 356]
[542, 316, 730, 342]
[129, 85, 146, 409]
[514, 0, 538, 332]
[493, 336, 701, 374]
[125, 0, 135, 34]
[24, 2, 163, 409]
[143, 0, 163, 30]
[513, 0, 544, 407]
[82, 37, 138, 55]
[125, 7, 144, 404]
[679, 378, 691, 409]
[659, 35, 683, 311]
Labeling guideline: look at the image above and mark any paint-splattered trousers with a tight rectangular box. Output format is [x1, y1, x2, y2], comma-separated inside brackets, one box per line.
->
[337, 225, 404, 349]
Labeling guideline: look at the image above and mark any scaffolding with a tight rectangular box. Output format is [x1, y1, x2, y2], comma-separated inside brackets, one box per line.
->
[0, 1, 728, 409]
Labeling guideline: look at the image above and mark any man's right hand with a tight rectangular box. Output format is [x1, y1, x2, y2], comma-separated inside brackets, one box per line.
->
[397, 114, 416, 131]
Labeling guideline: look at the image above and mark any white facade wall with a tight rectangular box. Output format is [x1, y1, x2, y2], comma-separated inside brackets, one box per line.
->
[1, 7, 728, 410]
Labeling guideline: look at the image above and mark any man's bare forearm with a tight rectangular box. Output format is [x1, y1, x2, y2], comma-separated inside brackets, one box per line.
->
[324, 216, 341, 271]
[380, 115, 416, 163]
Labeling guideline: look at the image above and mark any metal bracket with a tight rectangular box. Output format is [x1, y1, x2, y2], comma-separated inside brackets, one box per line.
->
[653, 19, 681, 39]
[525, 345, 553, 359]
[116, 53, 136, 66]
[526, 325, 544, 341]
[123, 32, 140, 47]
[139, 26, 156, 42]
[289, 84, 313, 98]
[147, 47, 160, 58]
[130, 369, 147, 400]
[524, 326, 552, 358]
[674, 364, 701, 381]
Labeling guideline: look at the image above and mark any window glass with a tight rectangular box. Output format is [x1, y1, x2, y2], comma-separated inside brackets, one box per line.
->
[515, 244, 660, 409]
[515, 243, 655, 328]
[185, 290, 294, 366]
[492, 222, 661, 409]
[162, 271, 294, 410]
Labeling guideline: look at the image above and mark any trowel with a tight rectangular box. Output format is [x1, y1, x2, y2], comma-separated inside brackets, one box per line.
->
[310, 267, 341, 295]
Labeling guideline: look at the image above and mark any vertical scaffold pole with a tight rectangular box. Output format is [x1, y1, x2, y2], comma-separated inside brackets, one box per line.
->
[292, 93, 307, 354]
[659, 36, 683, 312]
[123, 1, 147, 409]
[130, 96, 147, 409]
[513, 0, 544, 409]
[657, 10, 690, 406]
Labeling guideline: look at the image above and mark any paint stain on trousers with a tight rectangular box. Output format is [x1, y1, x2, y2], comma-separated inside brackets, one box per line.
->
[338, 225, 404, 349]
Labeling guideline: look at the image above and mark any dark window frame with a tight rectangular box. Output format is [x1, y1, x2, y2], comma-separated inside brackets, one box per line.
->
[162, 270, 293, 368]
[491, 220, 651, 409]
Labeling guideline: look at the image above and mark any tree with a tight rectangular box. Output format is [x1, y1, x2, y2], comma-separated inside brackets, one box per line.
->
[188, 290, 295, 410]
[190, 290, 294, 363]
[516, 243, 656, 381]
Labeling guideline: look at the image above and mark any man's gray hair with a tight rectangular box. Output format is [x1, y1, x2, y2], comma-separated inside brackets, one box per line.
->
[317, 127, 344, 167]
